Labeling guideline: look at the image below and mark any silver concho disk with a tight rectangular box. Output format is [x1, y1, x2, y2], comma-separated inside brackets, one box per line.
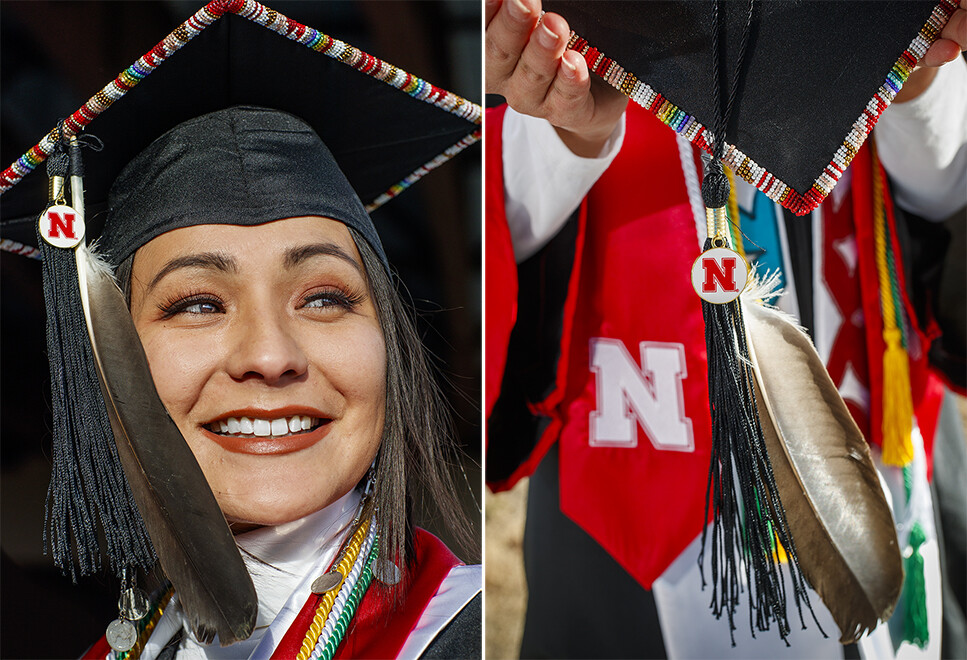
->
[118, 587, 150, 621]
[311, 571, 343, 594]
[376, 559, 402, 586]
[106, 618, 138, 652]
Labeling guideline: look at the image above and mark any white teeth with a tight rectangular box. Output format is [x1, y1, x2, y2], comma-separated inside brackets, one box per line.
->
[212, 415, 321, 438]
[271, 418, 288, 436]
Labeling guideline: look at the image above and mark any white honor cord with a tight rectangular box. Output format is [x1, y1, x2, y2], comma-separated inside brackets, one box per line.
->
[308, 523, 377, 660]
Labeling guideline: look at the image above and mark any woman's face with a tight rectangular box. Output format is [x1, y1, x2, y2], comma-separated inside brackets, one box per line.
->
[129, 216, 386, 528]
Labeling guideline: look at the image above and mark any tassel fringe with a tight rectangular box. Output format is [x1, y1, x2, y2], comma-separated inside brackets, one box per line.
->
[902, 522, 929, 648]
[881, 329, 914, 465]
[871, 147, 915, 467]
[699, 236, 819, 645]
[37, 227, 155, 581]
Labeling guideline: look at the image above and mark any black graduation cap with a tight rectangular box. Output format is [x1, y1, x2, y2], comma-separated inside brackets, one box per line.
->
[0, 0, 480, 650]
[0, 0, 480, 242]
[544, 0, 955, 215]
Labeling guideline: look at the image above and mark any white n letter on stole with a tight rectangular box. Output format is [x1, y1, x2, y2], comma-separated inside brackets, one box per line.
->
[589, 338, 693, 450]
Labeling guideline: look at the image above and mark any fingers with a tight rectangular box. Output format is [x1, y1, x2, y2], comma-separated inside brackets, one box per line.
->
[502, 12, 574, 114]
[484, 0, 500, 28]
[485, 0, 541, 92]
[920, 4, 966, 67]
[484, 0, 626, 155]
[941, 3, 967, 50]
[543, 49, 595, 128]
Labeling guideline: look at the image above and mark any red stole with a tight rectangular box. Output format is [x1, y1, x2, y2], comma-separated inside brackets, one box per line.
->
[484, 106, 518, 422]
[554, 105, 713, 589]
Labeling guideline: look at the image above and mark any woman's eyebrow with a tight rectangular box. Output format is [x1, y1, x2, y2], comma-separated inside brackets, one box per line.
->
[284, 243, 362, 273]
[146, 253, 238, 292]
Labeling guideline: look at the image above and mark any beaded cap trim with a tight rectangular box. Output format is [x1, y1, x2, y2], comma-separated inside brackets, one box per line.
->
[0, 0, 481, 210]
[568, 0, 956, 216]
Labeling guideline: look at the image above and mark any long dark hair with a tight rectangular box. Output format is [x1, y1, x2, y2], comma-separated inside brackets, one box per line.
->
[348, 226, 475, 593]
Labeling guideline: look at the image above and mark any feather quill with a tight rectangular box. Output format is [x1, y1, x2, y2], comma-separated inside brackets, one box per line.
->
[742, 291, 902, 643]
[75, 245, 257, 645]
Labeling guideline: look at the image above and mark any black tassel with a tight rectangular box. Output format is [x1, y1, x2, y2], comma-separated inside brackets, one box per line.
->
[37, 135, 154, 581]
[696, 234, 821, 643]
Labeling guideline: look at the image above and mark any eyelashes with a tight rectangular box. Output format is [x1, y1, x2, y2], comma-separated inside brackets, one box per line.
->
[157, 292, 224, 319]
[155, 286, 366, 319]
[301, 287, 366, 312]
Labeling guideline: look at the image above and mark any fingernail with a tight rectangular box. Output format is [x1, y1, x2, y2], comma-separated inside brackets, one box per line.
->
[561, 57, 577, 79]
[508, 0, 530, 20]
[537, 23, 559, 49]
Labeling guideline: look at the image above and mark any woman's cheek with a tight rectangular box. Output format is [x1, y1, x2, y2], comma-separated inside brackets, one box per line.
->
[326, 323, 386, 396]
[137, 327, 217, 416]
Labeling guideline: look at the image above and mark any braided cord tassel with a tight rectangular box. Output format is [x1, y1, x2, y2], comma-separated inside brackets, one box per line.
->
[900, 465, 929, 649]
[872, 148, 914, 467]
[698, 244, 818, 644]
[695, 0, 819, 645]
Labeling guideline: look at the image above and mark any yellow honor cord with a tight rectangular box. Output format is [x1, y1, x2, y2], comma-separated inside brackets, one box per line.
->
[296, 518, 372, 660]
[872, 147, 914, 466]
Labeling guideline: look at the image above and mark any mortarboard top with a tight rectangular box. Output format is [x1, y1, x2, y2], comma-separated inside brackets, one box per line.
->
[0, 0, 481, 247]
[544, 0, 957, 216]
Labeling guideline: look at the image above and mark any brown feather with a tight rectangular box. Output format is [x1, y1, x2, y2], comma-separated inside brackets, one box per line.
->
[743, 298, 903, 644]
[77, 247, 257, 645]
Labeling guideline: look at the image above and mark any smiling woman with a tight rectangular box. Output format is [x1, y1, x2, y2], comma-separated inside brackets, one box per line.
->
[127, 219, 386, 530]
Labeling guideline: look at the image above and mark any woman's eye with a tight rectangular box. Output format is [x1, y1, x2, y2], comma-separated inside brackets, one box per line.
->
[158, 295, 224, 318]
[302, 288, 363, 311]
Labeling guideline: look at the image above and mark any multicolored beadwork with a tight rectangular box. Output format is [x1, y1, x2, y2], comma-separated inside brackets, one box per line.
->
[0, 238, 41, 260]
[567, 0, 957, 217]
[0, 0, 481, 210]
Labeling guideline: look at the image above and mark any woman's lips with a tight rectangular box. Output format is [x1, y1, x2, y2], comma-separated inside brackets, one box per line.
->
[201, 414, 331, 455]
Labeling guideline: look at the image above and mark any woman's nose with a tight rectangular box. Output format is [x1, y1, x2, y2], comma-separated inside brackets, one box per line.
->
[226, 314, 309, 384]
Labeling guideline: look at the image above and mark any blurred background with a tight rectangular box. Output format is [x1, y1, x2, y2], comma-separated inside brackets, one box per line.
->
[0, 2, 480, 657]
